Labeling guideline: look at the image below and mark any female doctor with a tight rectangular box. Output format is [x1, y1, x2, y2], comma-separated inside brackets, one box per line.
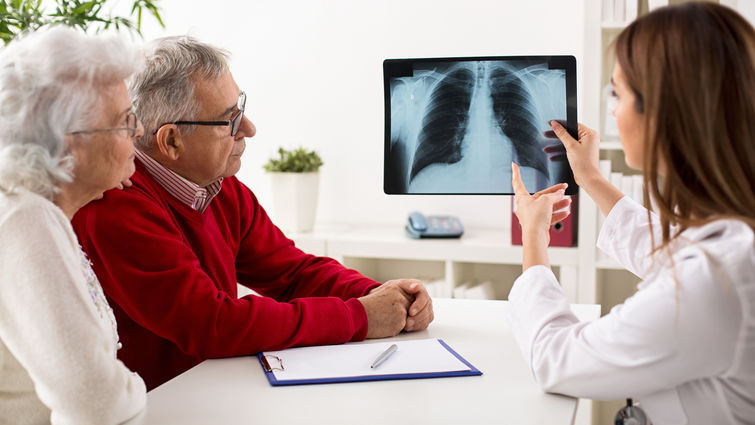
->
[508, 3, 755, 425]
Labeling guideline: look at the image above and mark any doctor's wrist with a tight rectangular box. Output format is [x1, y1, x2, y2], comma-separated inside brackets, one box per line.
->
[522, 227, 549, 247]
[522, 223, 549, 239]
[521, 229, 551, 271]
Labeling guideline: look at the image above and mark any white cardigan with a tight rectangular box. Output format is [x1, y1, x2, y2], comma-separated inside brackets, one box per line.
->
[508, 196, 755, 425]
[0, 189, 145, 425]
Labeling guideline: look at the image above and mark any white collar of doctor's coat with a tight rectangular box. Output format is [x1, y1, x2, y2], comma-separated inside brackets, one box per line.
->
[634, 216, 754, 291]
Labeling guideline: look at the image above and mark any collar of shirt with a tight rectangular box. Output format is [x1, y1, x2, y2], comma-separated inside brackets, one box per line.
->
[135, 149, 223, 213]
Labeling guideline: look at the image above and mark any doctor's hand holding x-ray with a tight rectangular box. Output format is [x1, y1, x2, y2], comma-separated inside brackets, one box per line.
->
[519, 121, 625, 245]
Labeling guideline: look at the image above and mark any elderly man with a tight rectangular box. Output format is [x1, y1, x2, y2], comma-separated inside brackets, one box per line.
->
[72, 36, 433, 390]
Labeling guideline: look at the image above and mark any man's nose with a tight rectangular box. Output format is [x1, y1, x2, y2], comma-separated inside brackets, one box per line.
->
[237, 114, 255, 139]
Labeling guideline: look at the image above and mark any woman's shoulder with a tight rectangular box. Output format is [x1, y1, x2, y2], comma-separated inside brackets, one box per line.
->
[673, 217, 755, 292]
[0, 188, 62, 218]
[682, 217, 754, 258]
[0, 189, 72, 239]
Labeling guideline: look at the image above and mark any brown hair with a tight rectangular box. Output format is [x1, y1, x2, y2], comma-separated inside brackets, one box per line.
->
[614, 2, 755, 255]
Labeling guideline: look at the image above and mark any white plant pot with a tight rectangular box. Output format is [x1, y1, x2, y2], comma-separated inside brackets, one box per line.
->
[268, 172, 320, 233]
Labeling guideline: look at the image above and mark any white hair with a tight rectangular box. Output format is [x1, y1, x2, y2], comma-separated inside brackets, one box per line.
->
[0, 26, 142, 199]
[128, 35, 230, 151]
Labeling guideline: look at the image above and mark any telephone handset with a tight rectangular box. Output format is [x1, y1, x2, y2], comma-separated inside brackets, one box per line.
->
[405, 211, 464, 239]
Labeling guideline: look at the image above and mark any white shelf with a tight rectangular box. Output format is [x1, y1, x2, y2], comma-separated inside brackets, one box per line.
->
[285, 224, 350, 256]
[596, 257, 623, 270]
[288, 224, 580, 302]
[322, 225, 577, 266]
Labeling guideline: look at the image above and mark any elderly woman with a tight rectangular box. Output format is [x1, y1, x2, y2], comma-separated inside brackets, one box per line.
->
[509, 3, 755, 425]
[0, 27, 146, 424]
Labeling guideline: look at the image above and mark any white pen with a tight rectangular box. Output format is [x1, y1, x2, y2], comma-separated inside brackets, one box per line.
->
[370, 344, 398, 369]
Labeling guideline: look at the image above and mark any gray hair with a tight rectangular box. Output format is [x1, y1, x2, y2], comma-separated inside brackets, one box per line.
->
[128, 35, 230, 151]
[0, 26, 141, 199]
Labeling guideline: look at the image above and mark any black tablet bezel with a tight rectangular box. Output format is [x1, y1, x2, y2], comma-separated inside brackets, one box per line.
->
[383, 55, 578, 195]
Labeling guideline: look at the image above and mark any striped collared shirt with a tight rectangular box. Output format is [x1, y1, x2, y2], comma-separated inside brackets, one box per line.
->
[134, 149, 223, 213]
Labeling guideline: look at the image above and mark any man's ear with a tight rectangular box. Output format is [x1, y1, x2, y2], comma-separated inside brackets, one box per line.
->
[155, 125, 183, 161]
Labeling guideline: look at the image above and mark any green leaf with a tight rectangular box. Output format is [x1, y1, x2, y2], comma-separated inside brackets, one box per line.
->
[1, 0, 166, 44]
[152, 12, 163, 27]
[71, 1, 95, 15]
[263, 146, 324, 173]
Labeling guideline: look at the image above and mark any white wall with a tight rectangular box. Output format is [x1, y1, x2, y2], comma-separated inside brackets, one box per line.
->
[738, 0, 755, 23]
[139, 0, 586, 229]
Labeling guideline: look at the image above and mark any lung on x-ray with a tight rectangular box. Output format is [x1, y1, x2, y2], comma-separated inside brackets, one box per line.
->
[383, 56, 578, 195]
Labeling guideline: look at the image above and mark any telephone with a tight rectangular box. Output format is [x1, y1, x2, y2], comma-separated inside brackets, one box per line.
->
[405, 212, 464, 239]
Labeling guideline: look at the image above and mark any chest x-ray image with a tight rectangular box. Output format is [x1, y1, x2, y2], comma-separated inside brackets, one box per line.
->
[384, 56, 577, 195]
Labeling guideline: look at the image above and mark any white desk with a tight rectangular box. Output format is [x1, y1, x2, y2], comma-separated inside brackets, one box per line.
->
[136, 298, 600, 425]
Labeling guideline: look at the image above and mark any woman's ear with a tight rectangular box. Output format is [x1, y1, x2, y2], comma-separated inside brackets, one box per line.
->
[62, 133, 83, 158]
[63, 133, 74, 150]
[155, 125, 183, 161]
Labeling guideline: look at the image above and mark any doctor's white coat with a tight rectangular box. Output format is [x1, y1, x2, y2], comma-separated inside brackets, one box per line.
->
[508, 197, 755, 425]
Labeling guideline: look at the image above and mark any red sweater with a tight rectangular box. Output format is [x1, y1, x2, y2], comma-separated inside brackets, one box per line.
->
[72, 162, 379, 389]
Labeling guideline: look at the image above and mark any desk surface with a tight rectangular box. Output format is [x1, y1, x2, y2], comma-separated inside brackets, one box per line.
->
[137, 298, 599, 425]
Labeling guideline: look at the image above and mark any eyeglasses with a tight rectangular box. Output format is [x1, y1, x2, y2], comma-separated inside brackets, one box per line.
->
[614, 399, 651, 425]
[153, 91, 246, 137]
[68, 112, 140, 138]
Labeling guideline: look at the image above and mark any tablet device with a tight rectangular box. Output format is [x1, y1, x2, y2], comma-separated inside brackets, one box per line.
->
[383, 55, 578, 195]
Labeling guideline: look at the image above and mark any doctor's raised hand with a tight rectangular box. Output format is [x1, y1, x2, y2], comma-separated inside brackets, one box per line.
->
[548, 122, 600, 187]
[549, 121, 624, 217]
[510, 163, 571, 270]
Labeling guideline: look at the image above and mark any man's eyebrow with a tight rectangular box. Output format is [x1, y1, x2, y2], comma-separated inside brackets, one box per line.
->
[217, 104, 236, 119]
[610, 77, 616, 86]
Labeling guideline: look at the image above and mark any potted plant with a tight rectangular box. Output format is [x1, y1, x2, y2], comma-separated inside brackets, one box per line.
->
[0, 0, 165, 44]
[263, 147, 324, 233]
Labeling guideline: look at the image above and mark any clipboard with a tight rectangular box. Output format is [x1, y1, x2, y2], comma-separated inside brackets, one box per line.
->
[257, 338, 482, 386]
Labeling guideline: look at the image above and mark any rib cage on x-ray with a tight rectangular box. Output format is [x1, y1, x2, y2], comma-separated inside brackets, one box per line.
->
[410, 68, 474, 181]
[387, 60, 567, 194]
[489, 65, 549, 179]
